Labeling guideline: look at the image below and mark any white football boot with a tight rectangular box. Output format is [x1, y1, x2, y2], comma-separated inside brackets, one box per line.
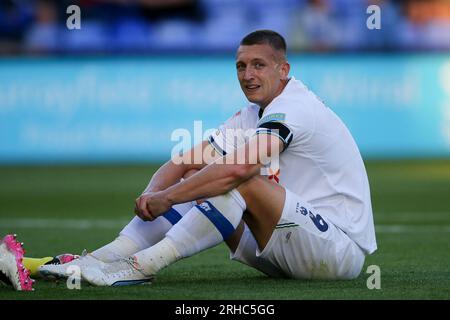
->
[82, 256, 153, 286]
[0, 234, 34, 291]
[38, 249, 105, 280]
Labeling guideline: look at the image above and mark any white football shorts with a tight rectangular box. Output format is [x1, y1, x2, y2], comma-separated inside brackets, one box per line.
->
[231, 188, 365, 280]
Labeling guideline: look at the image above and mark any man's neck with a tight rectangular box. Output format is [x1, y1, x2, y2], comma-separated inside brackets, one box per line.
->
[257, 77, 291, 115]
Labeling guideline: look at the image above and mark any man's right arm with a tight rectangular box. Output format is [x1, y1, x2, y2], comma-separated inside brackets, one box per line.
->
[141, 140, 220, 195]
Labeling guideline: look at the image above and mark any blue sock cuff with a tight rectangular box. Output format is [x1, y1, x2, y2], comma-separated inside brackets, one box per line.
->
[195, 201, 235, 240]
[162, 208, 183, 225]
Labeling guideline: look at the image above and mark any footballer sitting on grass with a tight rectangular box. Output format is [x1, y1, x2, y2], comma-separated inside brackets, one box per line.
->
[0, 30, 376, 290]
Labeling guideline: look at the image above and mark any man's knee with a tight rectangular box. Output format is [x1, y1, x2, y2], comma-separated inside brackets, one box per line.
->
[237, 175, 282, 201]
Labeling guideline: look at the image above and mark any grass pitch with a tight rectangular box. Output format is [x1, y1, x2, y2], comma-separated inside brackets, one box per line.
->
[0, 160, 449, 300]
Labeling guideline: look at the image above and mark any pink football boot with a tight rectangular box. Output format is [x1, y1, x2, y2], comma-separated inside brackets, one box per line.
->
[0, 234, 34, 291]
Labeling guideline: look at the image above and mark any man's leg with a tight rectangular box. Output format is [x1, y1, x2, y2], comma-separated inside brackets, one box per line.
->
[158, 176, 283, 264]
[235, 176, 285, 250]
[226, 219, 287, 278]
[96, 169, 202, 261]
[234, 179, 365, 280]
[224, 177, 288, 278]
[141, 176, 361, 280]
[128, 189, 247, 277]
[81, 176, 287, 286]
[39, 168, 199, 278]
[82, 173, 363, 285]
[92, 169, 201, 262]
[38, 202, 194, 279]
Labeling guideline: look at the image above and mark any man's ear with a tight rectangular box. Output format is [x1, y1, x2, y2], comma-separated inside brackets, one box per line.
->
[280, 61, 290, 80]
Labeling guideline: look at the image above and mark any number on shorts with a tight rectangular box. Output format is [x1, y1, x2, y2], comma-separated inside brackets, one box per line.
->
[308, 211, 329, 232]
[297, 204, 329, 232]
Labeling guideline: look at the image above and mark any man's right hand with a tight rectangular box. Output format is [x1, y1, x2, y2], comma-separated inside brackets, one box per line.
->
[134, 168, 201, 221]
[134, 191, 172, 221]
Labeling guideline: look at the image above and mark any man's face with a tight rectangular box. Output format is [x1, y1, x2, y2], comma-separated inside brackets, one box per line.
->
[236, 44, 290, 108]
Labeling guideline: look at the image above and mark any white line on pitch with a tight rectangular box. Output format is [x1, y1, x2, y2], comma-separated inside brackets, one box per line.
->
[0, 218, 449, 233]
[0, 218, 129, 229]
[375, 225, 450, 233]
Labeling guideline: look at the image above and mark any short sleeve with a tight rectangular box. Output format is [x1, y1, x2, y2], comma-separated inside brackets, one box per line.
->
[256, 99, 314, 152]
[207, 107, 258, 155]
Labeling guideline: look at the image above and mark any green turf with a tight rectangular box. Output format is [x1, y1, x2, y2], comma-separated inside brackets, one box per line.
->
[0, 160, 449, 299]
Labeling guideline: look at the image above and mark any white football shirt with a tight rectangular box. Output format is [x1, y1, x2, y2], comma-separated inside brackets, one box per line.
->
[208, 77, 377, 254]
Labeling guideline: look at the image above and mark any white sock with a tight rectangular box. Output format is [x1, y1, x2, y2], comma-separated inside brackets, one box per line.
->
[119, 202, 194, 250]
[134, 189, 246, 276]
[91, 235, 140, 262]
[166, 189, 246, 257]
[92, 202, 193, 262]
[134, 237, 181, 275]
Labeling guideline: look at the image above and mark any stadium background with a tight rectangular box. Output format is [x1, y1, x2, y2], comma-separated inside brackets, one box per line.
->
[0, 0, 449, 299]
